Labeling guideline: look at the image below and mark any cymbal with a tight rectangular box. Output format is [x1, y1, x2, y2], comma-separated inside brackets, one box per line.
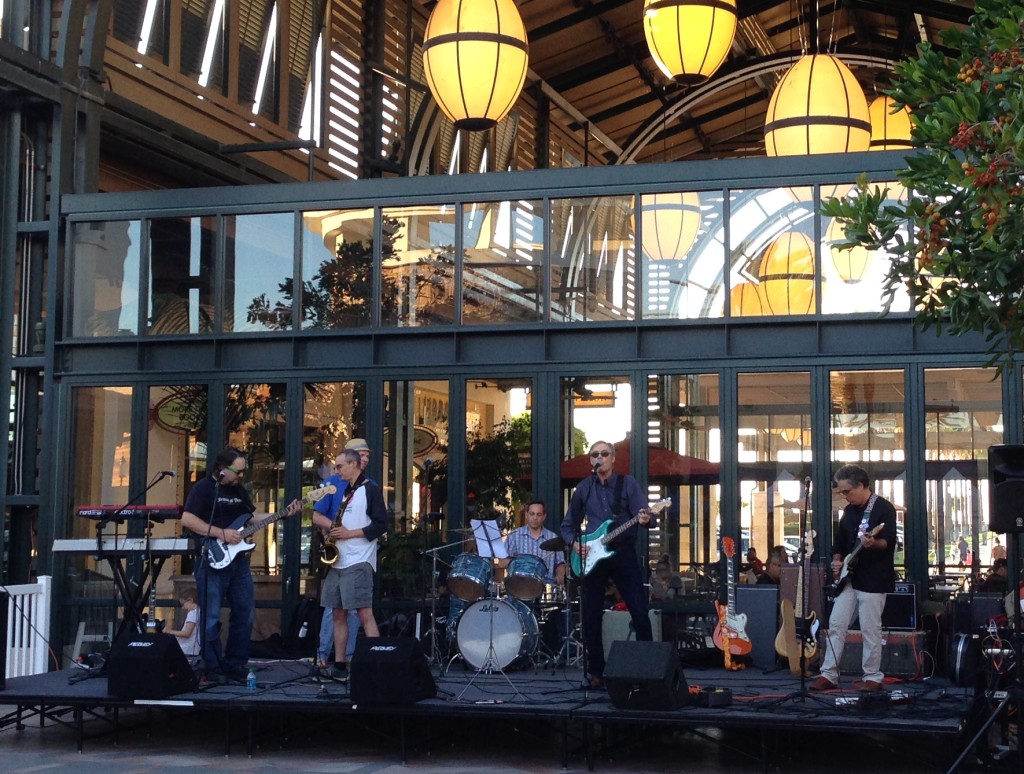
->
[449, 527, 475, 535]
[540, 536, 566, 551]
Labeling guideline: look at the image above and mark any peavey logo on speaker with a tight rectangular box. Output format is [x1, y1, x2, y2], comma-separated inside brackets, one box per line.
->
[369, 645, 398, 652]
[128, 641, 155, 647]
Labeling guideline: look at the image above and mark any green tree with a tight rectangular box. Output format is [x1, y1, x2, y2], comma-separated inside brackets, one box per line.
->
[822, 0, 1024, 372]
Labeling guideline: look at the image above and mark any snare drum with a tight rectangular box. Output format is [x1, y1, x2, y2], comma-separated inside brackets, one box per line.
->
[505, 554, 547, 600]
[457, 597, 539, 670]
[449, 553, 493, 601]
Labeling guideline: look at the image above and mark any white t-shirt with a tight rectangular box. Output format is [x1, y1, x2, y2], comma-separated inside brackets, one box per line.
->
[335, 485, 377, 570]
[178, 607, 200, 656]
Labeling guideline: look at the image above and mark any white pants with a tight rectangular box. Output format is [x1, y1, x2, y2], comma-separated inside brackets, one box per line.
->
[820, 585, 887, 684]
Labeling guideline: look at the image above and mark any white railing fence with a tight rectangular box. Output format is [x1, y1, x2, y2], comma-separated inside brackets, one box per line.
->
[3, 575, 53, 678]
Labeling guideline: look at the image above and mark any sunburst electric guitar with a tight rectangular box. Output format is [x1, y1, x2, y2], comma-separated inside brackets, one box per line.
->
[204, 485, 335, 569]
[569, 498, 671, 577]
[713, 537, 752, 659]
[833, 522, 885, 593]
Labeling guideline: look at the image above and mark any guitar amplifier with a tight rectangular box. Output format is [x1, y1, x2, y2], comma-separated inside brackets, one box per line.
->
[881, 582, 917, 631]
[838, 629, 924, 678]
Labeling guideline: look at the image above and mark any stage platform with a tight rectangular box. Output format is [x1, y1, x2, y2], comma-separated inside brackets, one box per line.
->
[0, 656, 977, 771]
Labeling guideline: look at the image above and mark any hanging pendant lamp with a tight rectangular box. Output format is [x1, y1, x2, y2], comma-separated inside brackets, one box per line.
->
[730, 281, 765, 317]
[868, 95, 913, 150]
[764, 54, 871, 157]
[825, 217, 874, 284]
[637, 191, 703, 261]
[755, 231, 818, 315]
[643, 0, 737, 84]
[422, 0, 530, 131]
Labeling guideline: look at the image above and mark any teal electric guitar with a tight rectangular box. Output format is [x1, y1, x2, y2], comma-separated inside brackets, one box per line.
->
[569, 498, 671, 577]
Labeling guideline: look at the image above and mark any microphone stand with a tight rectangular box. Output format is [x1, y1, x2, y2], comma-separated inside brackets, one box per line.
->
[572, 463, 601, 693]
[421, 538, 463, 665]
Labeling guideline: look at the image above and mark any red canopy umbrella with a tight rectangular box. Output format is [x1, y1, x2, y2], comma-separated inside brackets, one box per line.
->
[560, 439, 719, 485]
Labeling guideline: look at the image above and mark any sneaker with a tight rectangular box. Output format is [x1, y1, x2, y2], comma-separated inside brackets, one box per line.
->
[331, 662, 349, 682]
[809, 676, 838, 691]
[854, 679, 883, 693]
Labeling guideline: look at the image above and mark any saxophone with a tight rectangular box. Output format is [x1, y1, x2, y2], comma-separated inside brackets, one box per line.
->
[319, 521, 340, 566]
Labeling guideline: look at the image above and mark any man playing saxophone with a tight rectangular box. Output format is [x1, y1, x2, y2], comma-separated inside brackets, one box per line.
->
[312, 448, 388, 681]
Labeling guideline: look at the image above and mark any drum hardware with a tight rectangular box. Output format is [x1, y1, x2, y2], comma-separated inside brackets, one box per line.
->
[453, 592, 530, 702]
[421, 538, 466, 665]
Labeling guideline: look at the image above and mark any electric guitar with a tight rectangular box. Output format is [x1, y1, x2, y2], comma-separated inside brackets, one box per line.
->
[204, 485, 334, 569]
[775, 530, 819, 673]
[832, 522, 885, 593]
[713, 537, 752, 657]
[569, 498, 671, 577]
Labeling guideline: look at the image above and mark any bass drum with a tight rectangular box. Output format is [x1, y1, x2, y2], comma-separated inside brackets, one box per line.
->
[456, 597, 538, 670]
[949, 632, 980, 687]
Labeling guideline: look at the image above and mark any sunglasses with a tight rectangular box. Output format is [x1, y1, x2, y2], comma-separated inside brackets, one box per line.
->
[226, 464, 244, 475]
[590, 450, 612, 458]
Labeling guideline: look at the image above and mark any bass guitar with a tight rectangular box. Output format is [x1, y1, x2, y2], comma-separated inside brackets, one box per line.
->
[833, 522, 885, 593]
[775, 530, 819, 674]
[569, 498, 671, 577]
[713, 536, 752, 657]
[204, 485, 334, 569]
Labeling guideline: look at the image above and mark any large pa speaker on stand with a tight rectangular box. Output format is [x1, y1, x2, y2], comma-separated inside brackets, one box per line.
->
[604, 640, 689, 710]
[989, 445, 1024, 533]
[107, 633, 197, 698]
[349, 636, 436, 705]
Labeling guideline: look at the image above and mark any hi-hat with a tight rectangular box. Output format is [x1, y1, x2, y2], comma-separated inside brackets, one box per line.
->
[540, 536, 566, 551]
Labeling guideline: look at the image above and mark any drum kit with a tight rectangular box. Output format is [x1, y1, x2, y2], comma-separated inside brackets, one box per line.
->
[425, 531, 581, 676]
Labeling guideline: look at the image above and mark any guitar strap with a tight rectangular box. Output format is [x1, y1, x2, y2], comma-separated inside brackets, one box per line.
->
[856, 494, 878, 538]
[332, 476, 366, 527]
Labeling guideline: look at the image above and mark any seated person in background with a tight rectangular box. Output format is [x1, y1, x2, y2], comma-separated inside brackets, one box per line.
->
[977, 558, 1008, 595]
[649, 554, 683, 600]
[163, 586, 201, 658]
[757, 546, 787, 585]
[741, 547, 765, 583]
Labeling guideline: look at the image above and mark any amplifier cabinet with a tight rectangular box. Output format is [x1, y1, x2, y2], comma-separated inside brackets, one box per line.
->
[838, 629, 924, 678]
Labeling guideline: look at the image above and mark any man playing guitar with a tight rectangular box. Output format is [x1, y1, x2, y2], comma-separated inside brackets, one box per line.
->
[811, 464, 898, 693]
[560, 440, 654, 690]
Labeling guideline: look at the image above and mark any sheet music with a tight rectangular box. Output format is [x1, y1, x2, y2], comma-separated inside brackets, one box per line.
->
[470, 519, 507, 559]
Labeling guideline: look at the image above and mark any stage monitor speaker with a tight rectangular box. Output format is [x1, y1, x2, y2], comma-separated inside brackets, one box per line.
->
[107, 633, 196, 699]
[988, 444, 1024, 533]
[349, 636, 436, 705]
[881, 582, 917, 631]
[735, 585, 779, 669]
[604, 640, 689, 710]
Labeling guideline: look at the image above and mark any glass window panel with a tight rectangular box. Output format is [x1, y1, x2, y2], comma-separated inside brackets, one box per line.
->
[381, 205, 456, 326]
[738, 372, 812, 569]
[301, 381, 366, 596]
[462, 200, 544, 324]
[829, 369, 906, 572]
[550, 195, 636, 322]
[299, 208, 375, 329]
[226, 212, 294, 332]
[647, 373, 721, 581]
[821, 181, 912, 314]
[641, 191, 726, 320]
[727, 187, 816, 317]
[924, 368, 1002, 581]
[148, 216, 216, 335]
[70, 221, 141, 337]
[382, 379, 448, 599]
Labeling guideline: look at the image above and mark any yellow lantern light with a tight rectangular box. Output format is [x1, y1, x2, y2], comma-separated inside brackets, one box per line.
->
[825, 216, 875, 283]
[730, 281, 765, 317]
[643, 0, 738, 84]
[764, 54, 871, 157]
[868, 95, 913, 150]
[638, 191, 703, 261]
[755, 231, 818, 315]
[422, 0, 529, 131]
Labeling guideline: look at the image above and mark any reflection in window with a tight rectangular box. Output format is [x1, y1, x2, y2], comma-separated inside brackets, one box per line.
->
[550, 196, 636, 322]
[70, 221, 141, 337]
[299, 209, 375, 328]
[738, 372, 811, 565]
[148, 216, 216, 335]
[648, 373, 721, 575]
[462, 200, 544, 324]
[640, 191, 726, 320]
[830, 369, 906, 569]
[924, 368, 1002, 576]
[227, 213, 294, 332]
[71, 386, 134, 539]
[382, 205, 456, 326]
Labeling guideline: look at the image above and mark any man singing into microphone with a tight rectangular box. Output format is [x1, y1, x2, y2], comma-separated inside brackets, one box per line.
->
[560, 440, 653, 690]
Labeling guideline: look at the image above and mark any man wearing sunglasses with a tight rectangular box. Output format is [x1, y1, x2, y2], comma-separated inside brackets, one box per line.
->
[560, 441, 653, 690]
[181, 446, 303, 685]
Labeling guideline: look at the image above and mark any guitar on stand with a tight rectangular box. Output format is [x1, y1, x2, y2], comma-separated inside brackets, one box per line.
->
[713, 537, 751, 669]
[775, 530, 819, 675]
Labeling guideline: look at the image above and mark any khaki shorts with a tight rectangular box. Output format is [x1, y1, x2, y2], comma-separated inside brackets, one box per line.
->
[321, 562, 374, 610]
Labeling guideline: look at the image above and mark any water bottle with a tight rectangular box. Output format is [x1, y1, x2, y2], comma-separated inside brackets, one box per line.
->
[246, 668, 257, 691]
[298, 621, 308, 639]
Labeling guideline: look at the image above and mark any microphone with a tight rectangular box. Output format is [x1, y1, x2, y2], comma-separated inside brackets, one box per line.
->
[160, 470, 177, 478]
[218, 469, 227, 478]
[805, 476, 812, 485]
[592, 460, 601, 474]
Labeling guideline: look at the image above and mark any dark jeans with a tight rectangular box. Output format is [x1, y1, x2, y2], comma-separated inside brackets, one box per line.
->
[580, 547, 651, 678]
[195, 557, 254, 673]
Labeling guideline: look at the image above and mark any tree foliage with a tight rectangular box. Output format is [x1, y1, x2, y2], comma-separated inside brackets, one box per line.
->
[822, 0, 1024, 372]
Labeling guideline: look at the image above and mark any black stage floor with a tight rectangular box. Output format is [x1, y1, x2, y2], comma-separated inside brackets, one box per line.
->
[0, 654, 983, 771]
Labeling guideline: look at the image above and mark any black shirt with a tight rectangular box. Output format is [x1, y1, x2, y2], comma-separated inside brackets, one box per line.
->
[830, 494, 897, 594]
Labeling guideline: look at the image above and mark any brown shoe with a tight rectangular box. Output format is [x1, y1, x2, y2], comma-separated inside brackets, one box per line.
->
[809, 676, 837, 691]
[588, 674, 606, 690]
[855, 679, 883, 693]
